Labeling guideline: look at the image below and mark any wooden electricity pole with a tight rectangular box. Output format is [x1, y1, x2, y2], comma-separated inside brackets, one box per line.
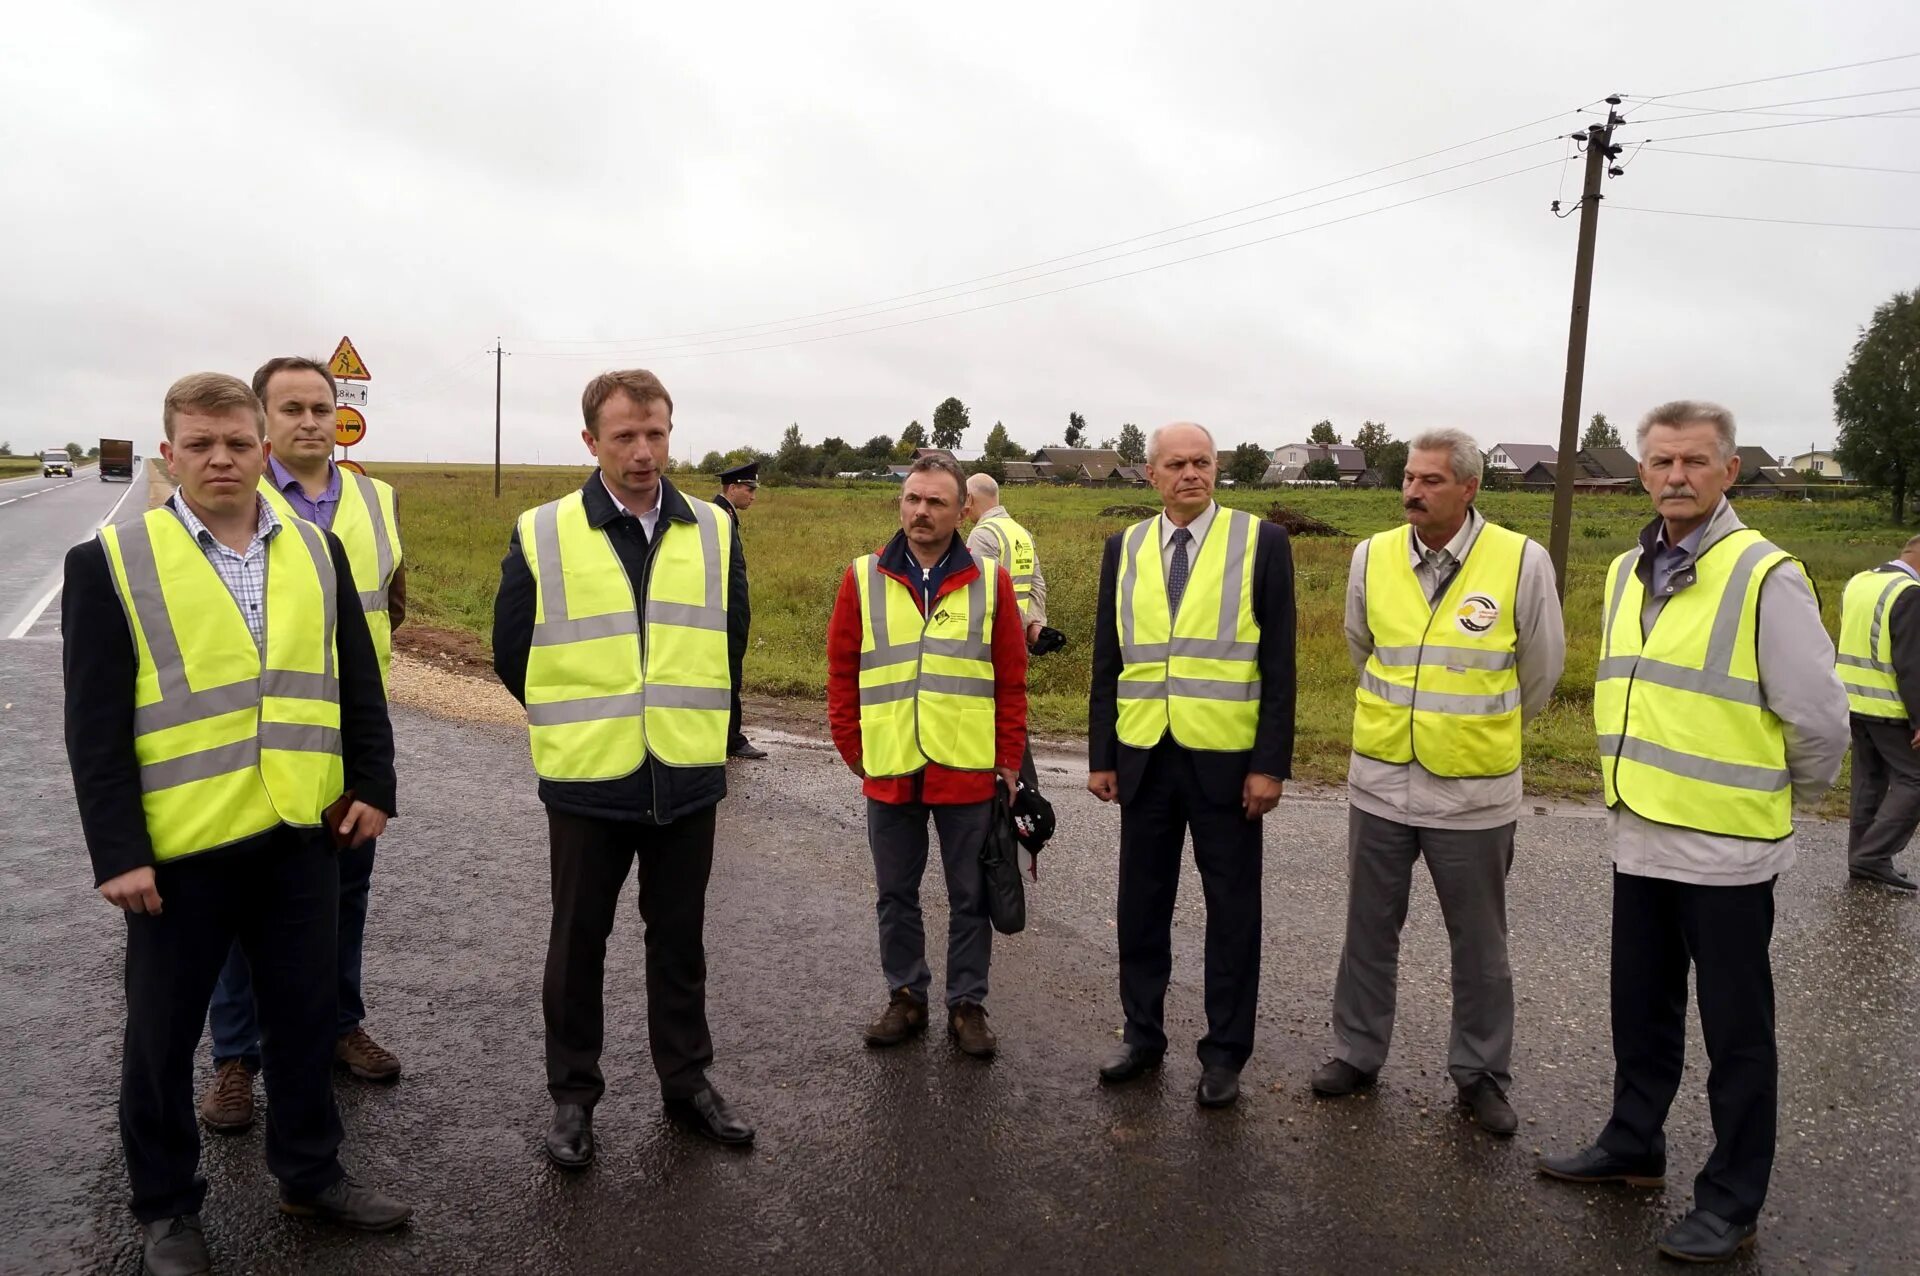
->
[490, 339, 508, 498]
[1547, 98, 1625, 597]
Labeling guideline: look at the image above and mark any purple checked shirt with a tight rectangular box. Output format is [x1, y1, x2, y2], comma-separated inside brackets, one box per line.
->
[267, 454, 341, 531]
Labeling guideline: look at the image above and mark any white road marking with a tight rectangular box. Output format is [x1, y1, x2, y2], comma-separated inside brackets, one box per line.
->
[3, 476, 142, 641]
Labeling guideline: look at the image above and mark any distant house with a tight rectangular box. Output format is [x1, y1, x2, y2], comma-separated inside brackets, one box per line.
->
[1788, 449, 1847, 480]
[1028, 446, 1126, 484]
[1486, 443, 1557, 473]
[1734, 446, 1778, 484]
[1113, 465, 1151, 486]
[914, 446, 985, 467]
[1002, 460, 1042, 484]
[1580, 447, 1640, 481]
[883, 464, 915, 482]
[1745, 466, 1812, 496]
[1269, 443, 1365, 483]
[1520, 447, 1639, 492]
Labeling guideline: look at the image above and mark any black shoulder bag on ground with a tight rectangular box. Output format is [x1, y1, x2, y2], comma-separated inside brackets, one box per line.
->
[981, 787, 1026, 935]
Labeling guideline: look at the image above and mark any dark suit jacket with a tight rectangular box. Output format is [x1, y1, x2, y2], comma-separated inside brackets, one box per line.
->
[713, 492, 751, 668]
[1088, 512, 1297, 807]
[63, 512, 396, 887]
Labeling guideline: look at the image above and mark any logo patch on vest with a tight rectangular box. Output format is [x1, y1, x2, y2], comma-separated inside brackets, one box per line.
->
[1454, 594, 1501, 635]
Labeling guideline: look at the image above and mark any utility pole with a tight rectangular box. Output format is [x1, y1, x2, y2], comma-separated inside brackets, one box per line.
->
[489, 338, 508, 498]
[1547, 97, 1625, 598]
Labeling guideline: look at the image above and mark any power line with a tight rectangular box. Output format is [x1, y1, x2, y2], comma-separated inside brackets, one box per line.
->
[1622, 103, 1920, 144]
[519, 159, 1563, 365]
[1611, 205, 1920, 231]
[516, 137, 1564, 360]
[1638, 147, 1920, 176]
[1637, 51, 1920, 102]
[1619, 83, 1920, 119]
[512, 103, 1599, 350]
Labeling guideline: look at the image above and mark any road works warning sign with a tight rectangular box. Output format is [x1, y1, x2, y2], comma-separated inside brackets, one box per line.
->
[328, 336, 371, 381]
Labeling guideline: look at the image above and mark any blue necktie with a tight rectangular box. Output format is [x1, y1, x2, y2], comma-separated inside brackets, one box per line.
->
[1168, 527, 1192, 616]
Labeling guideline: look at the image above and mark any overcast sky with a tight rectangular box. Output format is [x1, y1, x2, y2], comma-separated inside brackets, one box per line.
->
[4, 1, 1917, 467]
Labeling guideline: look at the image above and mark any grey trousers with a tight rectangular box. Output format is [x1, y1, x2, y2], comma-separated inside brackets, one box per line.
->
[1848, 716, 1920, 877]
[1331, 807, 1516, 1090]
[867, 798, 993, 1008]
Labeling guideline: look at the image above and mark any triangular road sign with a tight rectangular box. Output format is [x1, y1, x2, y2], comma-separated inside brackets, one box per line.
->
[328, 336, 371, 381]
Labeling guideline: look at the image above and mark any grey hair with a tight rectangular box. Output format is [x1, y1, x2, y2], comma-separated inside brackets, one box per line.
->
[904, 452, 967, 500]
[1408, 428, 1483, 484]
[966, 472, 1000, 505]
[1146, 421, 1217, 465]
[1903, 533, 1920, 554]
[1637, 400, 1737, 462]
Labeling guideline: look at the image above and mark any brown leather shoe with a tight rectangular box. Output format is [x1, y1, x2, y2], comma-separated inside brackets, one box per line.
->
[864, 988, 929, 1047]
[948, 1004, 997, 1059]
[198, 1059, 255, 1134]
[336, 1026, 401, 1082]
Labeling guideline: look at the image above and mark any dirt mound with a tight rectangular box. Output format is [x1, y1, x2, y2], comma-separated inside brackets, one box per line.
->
[1265, 505, 1347, 537]
[1100, 504, 1158, 518]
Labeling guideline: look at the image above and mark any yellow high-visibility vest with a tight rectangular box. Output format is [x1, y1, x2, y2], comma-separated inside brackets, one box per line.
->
[1351, 519, 1526, 777]
[855, 554, 1001, 775]
[258, 468, 402, 688]
[97, 506, 344, 862]
[1594, 528, 1795, 840]
[976, 514, 1037, 620]
[519, 489, 732, 780]
[1837, 566, 1919, 721]
[1114, 507, 1261, 752]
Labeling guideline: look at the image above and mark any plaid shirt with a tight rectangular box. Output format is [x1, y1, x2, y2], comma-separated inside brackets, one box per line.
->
[169, 492, 282, 648]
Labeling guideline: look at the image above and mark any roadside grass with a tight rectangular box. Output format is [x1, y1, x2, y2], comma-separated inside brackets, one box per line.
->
[0, 457, 46, 478]
[370, 462, 1898, 800]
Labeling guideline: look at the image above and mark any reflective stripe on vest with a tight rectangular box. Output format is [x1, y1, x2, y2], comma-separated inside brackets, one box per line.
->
[855, 554, 1000, 776]
[258, 470, 401, 689]
[98, 506, 343, 862]
[1115, 507, 1261, 752]
[977, 515, 1036, 619]
[519, 490, 731, 779]
[1594, 529, 1795, 840]
[1351, 520, 1525, 777]
[1837, 567, 1918, 720]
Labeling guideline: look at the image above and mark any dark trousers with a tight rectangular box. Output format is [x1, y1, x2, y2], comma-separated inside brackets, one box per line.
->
[1848, 716, 1920, 877]
[1117, 741, 1264, 1070]
[544, 807, 717, 1106]
[727, 647, 748, 751]
[866, 798, 994, 1008]
[1599, 869, 1777, 1226]
[121, 829, 345, 1222]
[208, 838, 377, 1064]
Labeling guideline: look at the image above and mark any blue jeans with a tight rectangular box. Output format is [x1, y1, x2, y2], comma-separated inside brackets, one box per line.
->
[208, 839, 376, 1066]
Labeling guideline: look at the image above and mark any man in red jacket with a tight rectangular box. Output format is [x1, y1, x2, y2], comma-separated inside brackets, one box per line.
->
[827, 453, 1028, 1059]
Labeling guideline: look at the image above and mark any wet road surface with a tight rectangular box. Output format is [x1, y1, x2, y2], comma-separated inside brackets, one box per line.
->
[3, 639, 1916, 1273]
[0, 466, 138, 639]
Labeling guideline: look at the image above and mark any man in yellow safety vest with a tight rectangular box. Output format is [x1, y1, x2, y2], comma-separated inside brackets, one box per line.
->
[62, 372, 410, 1276]
[1836, 534, 1920, 892]
[493, 369, 754, 1169]
[1538, 400, 1847, 1264]
[198, 355, 407, 1137]
[965, 471, 1049, 788]
[1311, 428, 1564, 1137]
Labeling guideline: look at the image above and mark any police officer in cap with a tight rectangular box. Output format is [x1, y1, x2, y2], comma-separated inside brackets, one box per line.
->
[715, 460, 765, 760]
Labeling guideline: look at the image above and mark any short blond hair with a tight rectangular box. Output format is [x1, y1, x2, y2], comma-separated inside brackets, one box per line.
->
[164, 372, 265, 440]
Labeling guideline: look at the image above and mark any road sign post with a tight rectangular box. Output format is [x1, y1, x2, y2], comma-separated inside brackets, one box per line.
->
[328, 336, 371, 467]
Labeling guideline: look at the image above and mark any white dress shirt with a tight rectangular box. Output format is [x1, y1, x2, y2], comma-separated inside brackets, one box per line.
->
[1159, 500, 1219, 579]
[601, 472, 662, 540]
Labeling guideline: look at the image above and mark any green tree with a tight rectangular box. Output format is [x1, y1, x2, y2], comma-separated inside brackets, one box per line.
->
[1117, 422, 1146, 464]
[0, 441, 12, 456]
[1835, 288, 1920, 521]
[86, 445, 100, 460]
[897, 420, 927, 460]
[1374, 440, 1410, 483]
[65, 441, 83, 462]
[1301, 457, 1341, 481]
[982, 420, 1023, 460]
[698, 450, 725, 474]
[861, 435, 896, 462]
[1065, 412, 1087, 448]
[773, 423, 814, 477]
[1308, 419, 1340, 445]
[1352, 420, 1394, 469]
[1226, 442, 1269, 486]
[1581, 411, 1621, 450]
[931, 397, 970, 450]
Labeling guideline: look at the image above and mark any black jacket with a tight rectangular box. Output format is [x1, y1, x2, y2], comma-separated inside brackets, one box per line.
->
[1088, 512, 1297, 807]
[1858, 564, 1920, 729]
[63, 513, 397, 887]
[713, 492, 751, 666]
[492, 475, 747, 824]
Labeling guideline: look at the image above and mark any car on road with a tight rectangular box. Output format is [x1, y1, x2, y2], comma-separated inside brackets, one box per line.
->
[42, 450, 73, 478]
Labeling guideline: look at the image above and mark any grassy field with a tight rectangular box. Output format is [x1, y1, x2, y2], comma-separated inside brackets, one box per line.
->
[0, 457, 47, 477]
[373, 462, 1900, 797]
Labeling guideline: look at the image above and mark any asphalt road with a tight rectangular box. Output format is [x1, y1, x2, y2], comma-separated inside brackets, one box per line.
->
[0, 466, 140, 640]
[2, 628, 1916, 1274]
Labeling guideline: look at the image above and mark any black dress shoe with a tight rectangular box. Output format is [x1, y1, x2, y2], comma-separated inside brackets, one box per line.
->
[728, 741, 769, 761]
[1196, 1065, 1240, 1109]
[1309, 1058, 1377, 1097]
[141, 1214, 210, 1276]
[1536, 1143, 1665, 1187]
[665, 1087, 755, 1147]
[1849, 866, 1918, 892]
[544, 1102, 595, 1170]
[278, 1177, 413, 1231]
[1656, 1208, 1757, 1262]
[1098, 1043, 1164, 1086]
[1458, 1078, 1518, 1136]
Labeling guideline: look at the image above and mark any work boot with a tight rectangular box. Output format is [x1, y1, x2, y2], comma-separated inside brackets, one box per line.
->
[141, 1214, 210, 1276]
[948, 1004, 997, 1059]
[279, 1177, 413, 1231]
[336, 1026, 401, 1081]
[198, 1059, 255, 1134]
[864, 988, 928, 1047]
[1458, 1078, 1519, 1136]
